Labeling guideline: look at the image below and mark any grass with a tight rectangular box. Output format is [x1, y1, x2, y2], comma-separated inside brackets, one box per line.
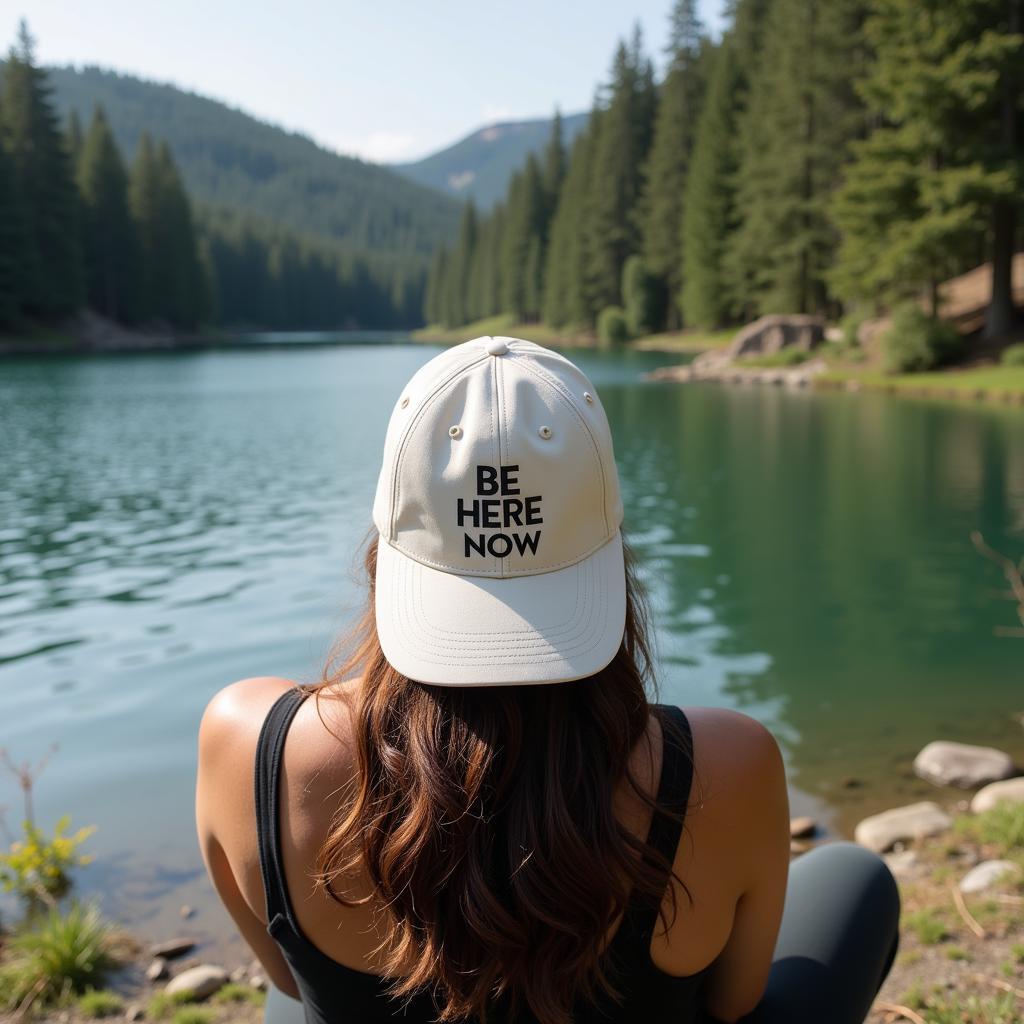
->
[944, 945, 972, 961]
[1012, 942, 1024, 964]
[212, 982, 265, 1006]
[954, 802, 1024, 857]
[412, 316, 737, 354]
[0, 902, 116, 1011]
[170, 1009, 215, 1024]
[736, 347, 811, 368]
[147, 989, 200, 1019]
[820, 363, 1024, 399]
[921, 993, 1021, 1024]
[412, 315, 589, 347]
[904, 908, 950, 945]
[77, 988, 125, 1018]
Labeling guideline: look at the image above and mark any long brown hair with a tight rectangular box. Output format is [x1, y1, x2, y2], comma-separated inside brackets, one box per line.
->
[312, 536, 686, 1024]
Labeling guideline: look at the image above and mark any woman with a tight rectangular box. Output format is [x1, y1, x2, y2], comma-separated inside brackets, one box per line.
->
[196, 338, 899, 1024]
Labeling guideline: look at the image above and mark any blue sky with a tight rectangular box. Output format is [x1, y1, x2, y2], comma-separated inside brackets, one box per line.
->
[9, 1, 726, 163]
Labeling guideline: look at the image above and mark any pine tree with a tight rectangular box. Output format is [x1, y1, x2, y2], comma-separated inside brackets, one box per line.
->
[831, 0, 1022, 333]
[448, 202, 478, 326]
[585, 31, 658, 316]
[156, 142, 207, 327]
[129, 133, 161, 320]
[0, 20, 82, 318]
[501, 155, 547, 321]
[542, 110, 566, 220]
[726, 0, 867, 319]
[78, 106, 139, 321]
[0, 137, 21, 326]
[681, 41, 742, 327]
[639, 0, 709, 329]
[544, 114, 601, 327]
[66, 109, 83, 168]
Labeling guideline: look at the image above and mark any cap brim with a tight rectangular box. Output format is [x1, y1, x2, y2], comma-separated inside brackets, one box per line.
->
[374, 531, 626, 686]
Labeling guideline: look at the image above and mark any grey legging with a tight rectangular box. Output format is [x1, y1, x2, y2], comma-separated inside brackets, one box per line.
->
[264, 841, 900, 1024]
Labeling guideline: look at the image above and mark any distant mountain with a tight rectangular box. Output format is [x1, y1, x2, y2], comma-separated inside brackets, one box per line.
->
[45, 65, 460, 258]
[392, 112, 589, 210]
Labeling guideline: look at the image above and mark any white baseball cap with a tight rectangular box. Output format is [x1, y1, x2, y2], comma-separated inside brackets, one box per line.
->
[372, 336, 626, 686]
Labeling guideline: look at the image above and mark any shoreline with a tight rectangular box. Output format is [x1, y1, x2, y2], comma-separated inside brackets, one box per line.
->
[5, 723, 1021, 1023]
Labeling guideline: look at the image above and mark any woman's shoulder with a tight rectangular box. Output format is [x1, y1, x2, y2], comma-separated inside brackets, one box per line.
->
[198, 676, 299, 754]
[678, 706, 787, 821]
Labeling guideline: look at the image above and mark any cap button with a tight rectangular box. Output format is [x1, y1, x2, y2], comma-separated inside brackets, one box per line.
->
[484, 337, 509, 356]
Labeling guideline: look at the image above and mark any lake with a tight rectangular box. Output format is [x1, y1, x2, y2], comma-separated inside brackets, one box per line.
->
[1, 337, 1022, 959]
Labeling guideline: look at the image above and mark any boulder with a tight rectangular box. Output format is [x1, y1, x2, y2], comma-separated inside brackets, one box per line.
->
[854, 801, 952, 853]
[728, 314, 825, 359]
[970, 776, 1024, 814]
[248, 973, 267, 992]
[959, 860, 1021, 894]
[913, 741, 1015, 789]
[165, 964, 228, 1000]
[149, 937, 196, 960]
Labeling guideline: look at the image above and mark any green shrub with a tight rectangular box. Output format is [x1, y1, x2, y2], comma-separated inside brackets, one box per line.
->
[171, 1009, 215, 1024]
[881, 304, 962, 373]
[955, 801, 1024, 857]
[213, 982, 265, 1006]
[621, 256, 659, 338]
[78, 988, 125, 1018]
[0, 902, 115, 1010]
[1001, 343, 1024, 367]
[0, 815, 96, 902]
[904, 908, 948, 945]
[597, 306, 631, 347]
[148, 989, 199, 1019]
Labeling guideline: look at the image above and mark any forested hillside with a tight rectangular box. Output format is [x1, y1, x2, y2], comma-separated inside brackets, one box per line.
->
[426, 0, 1023, 351]
[45, 65, 460, 258]
[393, 112, 588, 210]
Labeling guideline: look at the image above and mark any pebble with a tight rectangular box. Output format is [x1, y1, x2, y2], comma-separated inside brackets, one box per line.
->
[789, 816, 817, 839]
[165, 964, 229, 1000]
[913, 740, 1015, 789]
[249, 973, 267, 992]
[789, 840, 813, 856]
[126, 1005, 144, 1022]
[146, 957, 169, 982]
[149, 937, 196, 960]
[882, 849, 920, 880]
[854, 801, 952, 853]
[179, 904, 195, 919]
[959, 859, 1021, 894]
[230, 966, 248, 984]
[970, 776, 1024, 814]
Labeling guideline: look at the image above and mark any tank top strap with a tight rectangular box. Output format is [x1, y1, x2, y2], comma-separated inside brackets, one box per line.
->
[614, 704, 695, 951]
[254, 687, 310, 926]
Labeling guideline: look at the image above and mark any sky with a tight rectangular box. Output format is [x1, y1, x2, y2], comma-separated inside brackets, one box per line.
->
[6, 1, 727, 164]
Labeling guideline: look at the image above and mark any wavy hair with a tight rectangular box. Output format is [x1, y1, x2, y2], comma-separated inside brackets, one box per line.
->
[312, 535, 687, 1024]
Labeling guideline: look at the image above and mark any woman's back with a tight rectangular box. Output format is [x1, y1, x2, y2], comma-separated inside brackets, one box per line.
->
[197, 675, 790, 1023]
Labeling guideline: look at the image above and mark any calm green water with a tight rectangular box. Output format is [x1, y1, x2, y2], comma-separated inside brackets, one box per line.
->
[1, 339, 1022, 953]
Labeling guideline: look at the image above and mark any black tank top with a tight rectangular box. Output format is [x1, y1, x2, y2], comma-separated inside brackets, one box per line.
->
[254, 689, 711, 1023]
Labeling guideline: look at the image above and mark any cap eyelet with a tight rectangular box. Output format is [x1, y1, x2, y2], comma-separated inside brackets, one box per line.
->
[449, 425, 462, 439]
[538, 425, 552, 439]
[400, 396, 410, 409]
[583, 392, 594, 404]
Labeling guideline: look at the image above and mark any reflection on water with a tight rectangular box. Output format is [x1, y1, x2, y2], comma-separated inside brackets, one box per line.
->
[0, 341, 1022, 953]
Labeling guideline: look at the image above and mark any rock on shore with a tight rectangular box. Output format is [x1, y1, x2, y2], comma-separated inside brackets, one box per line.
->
[970, 776, 1024, 813]
[913, 741, 1016, 788]
[854, 801, 952, 853]
[165, 964, 229, 999]
[959, 859, 1021, 894]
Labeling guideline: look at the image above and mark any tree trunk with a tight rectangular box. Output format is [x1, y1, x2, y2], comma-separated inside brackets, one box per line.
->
[984, 0, 1020, 339]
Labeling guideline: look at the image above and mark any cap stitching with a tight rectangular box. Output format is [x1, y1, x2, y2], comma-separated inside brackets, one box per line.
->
[388, 350, 489, 540]
[392, 554, 611, 661]
[509, 356, 612, 536]
[404, 553, 593, 643]
[385, 529, 618, 577]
